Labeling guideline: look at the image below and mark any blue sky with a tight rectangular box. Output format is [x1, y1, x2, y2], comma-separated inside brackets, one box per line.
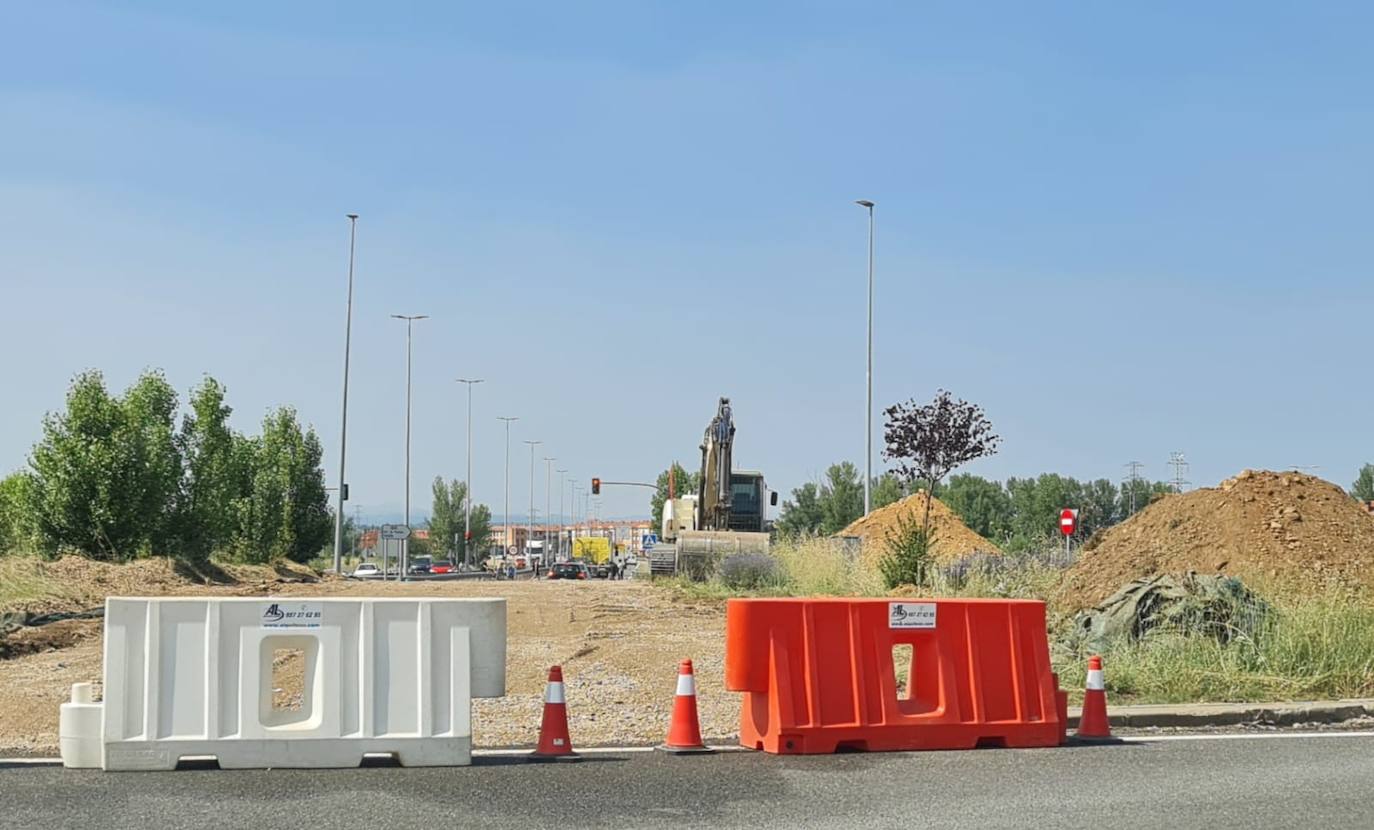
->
[2, 1, 1372, 523]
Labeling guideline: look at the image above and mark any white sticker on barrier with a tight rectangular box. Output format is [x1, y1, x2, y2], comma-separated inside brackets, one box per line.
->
[888, 602, 937, 629]
[260, 601, 323, 629]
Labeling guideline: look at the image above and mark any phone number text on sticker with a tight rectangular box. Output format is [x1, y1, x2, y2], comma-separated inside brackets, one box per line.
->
[889, 602, 936, 629]
[261, 601, 323, 629]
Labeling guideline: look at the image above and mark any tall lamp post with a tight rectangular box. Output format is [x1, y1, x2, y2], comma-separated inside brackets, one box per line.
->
[391, 313, 428, 578]
[543, 457, 556, 565]
[456, 378, 484, 568]
[332, 214, 359, 575]
[497, 417, 518, 557]
[523, 440, 542, 566]
[571, 482, 581, 553]
[855, 199, 875, 516]
[556, 468, 568, 560]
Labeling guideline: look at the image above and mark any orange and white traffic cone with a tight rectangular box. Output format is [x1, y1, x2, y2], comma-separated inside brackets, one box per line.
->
[658, 659, 714, 754]
[531, 665, 579, 760]
[1075, 655, 1113, 740]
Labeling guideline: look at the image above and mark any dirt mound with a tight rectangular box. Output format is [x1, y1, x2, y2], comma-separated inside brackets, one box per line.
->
[0, 554, 321, 617]
[1059, 470, 1374, 611]
[839, 491, 1001, 564]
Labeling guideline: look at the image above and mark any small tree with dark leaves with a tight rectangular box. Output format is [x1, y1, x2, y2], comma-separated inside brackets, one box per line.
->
[882, 390, 1001, 539]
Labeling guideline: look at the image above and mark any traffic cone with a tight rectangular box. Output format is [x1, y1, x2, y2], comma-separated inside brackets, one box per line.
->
[1075, 655, 1112, 740]
[658, 659, 714, 754]
[531, 665, 579, 760]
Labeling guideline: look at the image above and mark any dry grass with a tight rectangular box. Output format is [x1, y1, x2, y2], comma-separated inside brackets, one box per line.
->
[0, 556, 85, 614]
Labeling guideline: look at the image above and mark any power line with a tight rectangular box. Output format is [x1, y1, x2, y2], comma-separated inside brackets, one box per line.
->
[1123, 461, 1144, 514]
[1168, 452, 1190, 493]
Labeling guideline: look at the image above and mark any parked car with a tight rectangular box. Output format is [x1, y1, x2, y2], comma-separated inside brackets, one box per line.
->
[589, 563, 611, 579]
[430, 561, 456, 575]
[548, 562, 589, 580]
[351, 563, 380, 578]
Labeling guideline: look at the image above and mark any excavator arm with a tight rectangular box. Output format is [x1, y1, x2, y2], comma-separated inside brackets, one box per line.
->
[697, 397, 735, 531]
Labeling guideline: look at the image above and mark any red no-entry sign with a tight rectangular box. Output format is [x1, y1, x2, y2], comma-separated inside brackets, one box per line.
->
[1059, 509, 1079, 537]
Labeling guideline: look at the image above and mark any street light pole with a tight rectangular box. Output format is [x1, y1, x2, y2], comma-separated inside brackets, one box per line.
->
[332, 214, 359, 575]
[523, 440, 542, 565]
[498, 417, 518, 558]
[391, 313, 428, 578]
[855, 199, 875, 516]
[556, 468, 568, 560]
[457, 378, 484, 568]
[571, 482, 581, 553]
[544, 457, 555, 563]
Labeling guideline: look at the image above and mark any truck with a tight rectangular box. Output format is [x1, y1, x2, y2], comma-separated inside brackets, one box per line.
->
[655, 397, 777, 577]
[572, 536, 612, 564]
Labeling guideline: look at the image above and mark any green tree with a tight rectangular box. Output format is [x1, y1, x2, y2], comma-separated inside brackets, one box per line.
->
[651, 462, 700, 534]
[818, 462, 865, 534]
[1005, 473, 1080, 551]
[777, 462, 882, 537]
[176, 377, 247, 560]
[1119, 478, 1175, 519]
[1351, 464, 1374, 503]
[466, 503, 493, 562]
[0, 472, 34, 553]
[1078, 478, 1120, 537]
[230, 408, 331, 563]
[871, 473, 905, 510]
[427, 477, 467, 559]
[27, 370, 182, 560]
[940, 474, 1013, 542]
[776, 481, 825, 537]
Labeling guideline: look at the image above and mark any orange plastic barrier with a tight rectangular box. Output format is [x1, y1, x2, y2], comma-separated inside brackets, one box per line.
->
[725, 598, 1068, 754]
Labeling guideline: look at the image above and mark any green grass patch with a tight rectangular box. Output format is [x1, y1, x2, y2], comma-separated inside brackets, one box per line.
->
[1055, 591, 1374, 704]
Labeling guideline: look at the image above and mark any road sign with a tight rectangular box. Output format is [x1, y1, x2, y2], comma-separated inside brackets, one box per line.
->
[641, 533, 658, 550]
[1059, 509, 1078, 537]
[380, 524, 411, 541]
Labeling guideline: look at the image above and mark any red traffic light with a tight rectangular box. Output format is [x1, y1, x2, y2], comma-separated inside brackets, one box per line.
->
[592, 477, 601, 495]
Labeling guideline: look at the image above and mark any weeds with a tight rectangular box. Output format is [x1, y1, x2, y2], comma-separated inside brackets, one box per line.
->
[878, 513, 932, 589]
[658, 538, 1374, 705]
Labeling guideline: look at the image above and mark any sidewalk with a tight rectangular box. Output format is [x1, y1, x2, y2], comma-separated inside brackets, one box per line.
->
[1067, 699, 1374, 729]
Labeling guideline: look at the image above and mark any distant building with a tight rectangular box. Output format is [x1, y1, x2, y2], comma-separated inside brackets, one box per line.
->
[488, 520, 654, 559]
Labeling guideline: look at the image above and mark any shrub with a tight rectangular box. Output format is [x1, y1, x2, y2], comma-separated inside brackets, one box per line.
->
[878, 512, 933, 589]
[719, 553, 781, 590]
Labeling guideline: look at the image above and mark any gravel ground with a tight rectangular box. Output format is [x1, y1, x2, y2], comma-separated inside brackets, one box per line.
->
[0, 578, 733, 755]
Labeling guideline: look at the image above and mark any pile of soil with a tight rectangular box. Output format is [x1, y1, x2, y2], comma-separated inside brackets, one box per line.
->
[1059, 470, 1374, 611]
[838, 491, 1001, 564]
[0, 555, 320, 617]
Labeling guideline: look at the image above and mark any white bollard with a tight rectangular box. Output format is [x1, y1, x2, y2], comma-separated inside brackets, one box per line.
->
[59, 683, 103, 768]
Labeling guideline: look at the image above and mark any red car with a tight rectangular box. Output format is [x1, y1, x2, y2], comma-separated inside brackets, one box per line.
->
[430, 561, 456, 574]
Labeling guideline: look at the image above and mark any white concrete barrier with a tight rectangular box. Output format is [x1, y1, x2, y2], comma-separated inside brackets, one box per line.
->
[61, 596, 505, 770]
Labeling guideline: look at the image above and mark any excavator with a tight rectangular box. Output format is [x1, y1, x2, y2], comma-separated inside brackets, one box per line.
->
[653, 397, 777, 576]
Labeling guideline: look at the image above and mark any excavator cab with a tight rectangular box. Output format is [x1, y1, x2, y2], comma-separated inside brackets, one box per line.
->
[726, 471, 775, 533]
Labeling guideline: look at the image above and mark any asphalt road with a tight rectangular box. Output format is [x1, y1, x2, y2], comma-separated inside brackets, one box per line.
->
[4, 733, 1373, 829]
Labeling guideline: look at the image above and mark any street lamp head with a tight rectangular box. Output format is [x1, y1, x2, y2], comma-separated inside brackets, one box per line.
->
[456, 378, 485, 385]
[855, 199, 875, 209]
[390, 314, 429, 321]
[346, 213, 359, 220]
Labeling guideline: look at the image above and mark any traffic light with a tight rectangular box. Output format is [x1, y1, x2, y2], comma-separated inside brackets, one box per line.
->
[592, 477, 601, 495]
